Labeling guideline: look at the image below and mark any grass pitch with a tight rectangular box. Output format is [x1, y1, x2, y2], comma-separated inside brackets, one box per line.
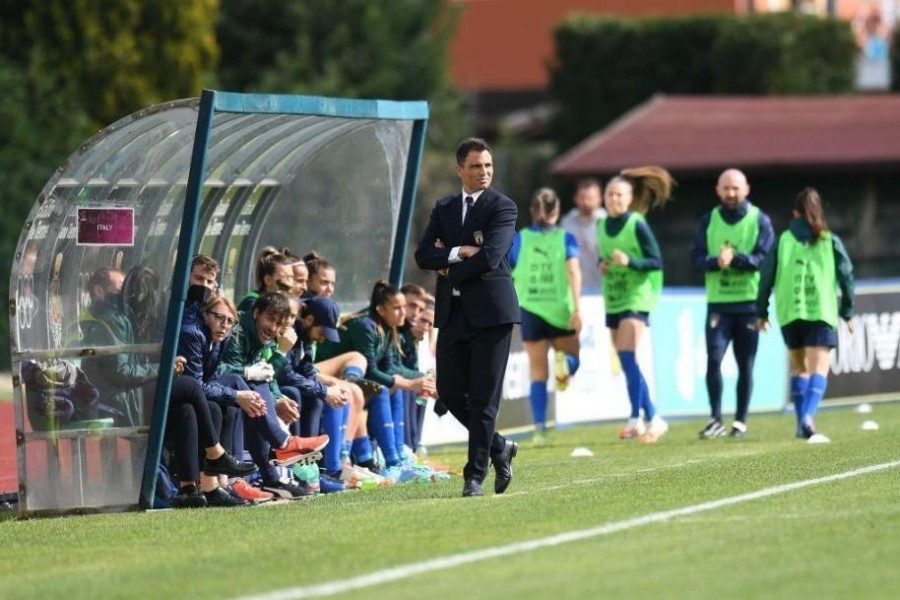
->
[1, 402, 898, 600]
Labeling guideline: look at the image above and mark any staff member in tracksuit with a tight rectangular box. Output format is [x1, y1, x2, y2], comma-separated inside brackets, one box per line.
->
[757, 187, 854, 443]
[692, 169, 774, 439]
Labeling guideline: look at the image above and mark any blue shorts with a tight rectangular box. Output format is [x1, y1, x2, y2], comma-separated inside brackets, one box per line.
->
[780, 320, 837, 350]
[520, 307, 575, 342]
[606, 310, 649, 330]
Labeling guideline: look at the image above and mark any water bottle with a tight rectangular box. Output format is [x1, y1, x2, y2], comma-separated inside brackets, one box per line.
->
[416, 369, 434, 406]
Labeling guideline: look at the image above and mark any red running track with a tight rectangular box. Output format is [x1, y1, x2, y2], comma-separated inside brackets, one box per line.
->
[0, 402, 16, 495]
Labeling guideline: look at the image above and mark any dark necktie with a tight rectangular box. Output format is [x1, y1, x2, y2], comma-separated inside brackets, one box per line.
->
[463, 195, 474, 224]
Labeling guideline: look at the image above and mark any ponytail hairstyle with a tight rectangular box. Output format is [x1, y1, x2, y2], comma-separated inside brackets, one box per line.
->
[794, 187, 829, 242]
[368, 279, 403, 350]
[529, 187, 561, 227]
[255, 251, 295, 292]
[253, 246, 280, 289]
[303, 251, 334, 278]
[611, 166, 676, 215]
[281, 247, 304, 266]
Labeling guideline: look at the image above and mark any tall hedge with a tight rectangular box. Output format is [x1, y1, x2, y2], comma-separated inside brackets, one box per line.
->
[550, 12, 857, 151]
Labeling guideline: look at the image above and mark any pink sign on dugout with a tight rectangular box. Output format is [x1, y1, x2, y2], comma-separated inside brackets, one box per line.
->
[76, 208, 135, 246]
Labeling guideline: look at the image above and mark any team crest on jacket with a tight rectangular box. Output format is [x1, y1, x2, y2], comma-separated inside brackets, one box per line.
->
[474, 230, 484, 246]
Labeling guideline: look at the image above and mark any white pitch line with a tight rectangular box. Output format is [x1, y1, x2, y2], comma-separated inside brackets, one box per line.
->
[234, 460, 900, 600]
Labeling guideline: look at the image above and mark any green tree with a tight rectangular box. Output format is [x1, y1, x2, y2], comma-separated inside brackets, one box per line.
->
[550, 13, 856, 151]
[2, 0, 219, 128]
[0, 0, 220, 369]
[0, 59, 91, 370]
[215, 0, 466, 150]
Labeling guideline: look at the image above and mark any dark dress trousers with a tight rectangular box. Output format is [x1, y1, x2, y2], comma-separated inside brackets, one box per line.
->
[415, 188, 520, 482]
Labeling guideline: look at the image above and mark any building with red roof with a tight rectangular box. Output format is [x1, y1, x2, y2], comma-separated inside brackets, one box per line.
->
[552, 94, 900, 176]
[550, 94, 900, 283]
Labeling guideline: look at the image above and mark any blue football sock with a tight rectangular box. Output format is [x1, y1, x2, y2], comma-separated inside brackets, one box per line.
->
[804, 373, 828, 425]
[341, 405, 351, 461]
[529, 381, 548, 431]
[790, 375, 810, 430]
[367, 388, 400, 466]
[566, 354, 581, 376]
[341, 365, 365, 380]
[618, 351, 642, 419]
[639, 374, 655, 421]
[320, 404, 344, 472]
[390, 390, 406, 457]
[351, 436, 374, 464]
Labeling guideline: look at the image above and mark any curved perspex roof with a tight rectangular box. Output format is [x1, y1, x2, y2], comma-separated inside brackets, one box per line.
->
[9, 91, 428, 514]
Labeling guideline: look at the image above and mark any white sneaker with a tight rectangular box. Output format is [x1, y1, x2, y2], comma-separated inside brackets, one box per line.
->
[340, 465, 388, 489]
[641, 416, 668, 443]
[618, 417, 646, 439]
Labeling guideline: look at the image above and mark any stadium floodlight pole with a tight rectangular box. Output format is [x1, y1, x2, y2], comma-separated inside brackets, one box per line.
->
[138, 90, 217, 510]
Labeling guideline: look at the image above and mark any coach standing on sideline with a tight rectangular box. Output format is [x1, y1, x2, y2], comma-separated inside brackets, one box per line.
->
[691, 169, 774, 439]
[415, 137, 520, 497]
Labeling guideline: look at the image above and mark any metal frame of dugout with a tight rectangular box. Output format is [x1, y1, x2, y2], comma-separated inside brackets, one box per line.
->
[8, 90, 429, 516]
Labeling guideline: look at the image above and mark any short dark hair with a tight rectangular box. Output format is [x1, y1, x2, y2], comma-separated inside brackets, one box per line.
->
[190, 254, 219, 277]
[87, 267, 124, 300]
[253, 291, 292, 322]
[456, 137, 492, 166]
[400, 283, 427, 299]
[575, 178, 601, 193]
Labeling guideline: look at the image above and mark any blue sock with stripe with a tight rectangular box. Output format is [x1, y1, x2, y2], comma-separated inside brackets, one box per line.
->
[320, 404, 344, 472]
[341, 365, 365, 380]
[529, 381, 548, 431]
[390, 389, 406, 458]
[341, 405, 351, 462]
[351, 436, 373, 464]
[367, 388, 400, 467]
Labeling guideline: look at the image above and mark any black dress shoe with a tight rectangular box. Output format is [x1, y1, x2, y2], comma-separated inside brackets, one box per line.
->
[462, 479, 484, 497]
[202, 452, 258, 477]
[492, 439, 518, 494]
[204, 486, 249, 507]
[172, 484, 207, 509]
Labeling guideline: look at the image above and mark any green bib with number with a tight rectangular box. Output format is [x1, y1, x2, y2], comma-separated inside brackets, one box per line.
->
[512, 228, 575, 329]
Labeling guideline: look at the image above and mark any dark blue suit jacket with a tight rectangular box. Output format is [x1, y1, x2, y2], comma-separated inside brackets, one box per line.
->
[415, 188, 520, 329]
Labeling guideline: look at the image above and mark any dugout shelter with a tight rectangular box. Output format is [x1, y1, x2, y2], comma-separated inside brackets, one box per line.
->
[8, 90, 428, 516]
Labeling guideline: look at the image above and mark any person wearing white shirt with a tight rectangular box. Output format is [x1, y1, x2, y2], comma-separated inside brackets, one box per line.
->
[560, 178, 606, 294]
